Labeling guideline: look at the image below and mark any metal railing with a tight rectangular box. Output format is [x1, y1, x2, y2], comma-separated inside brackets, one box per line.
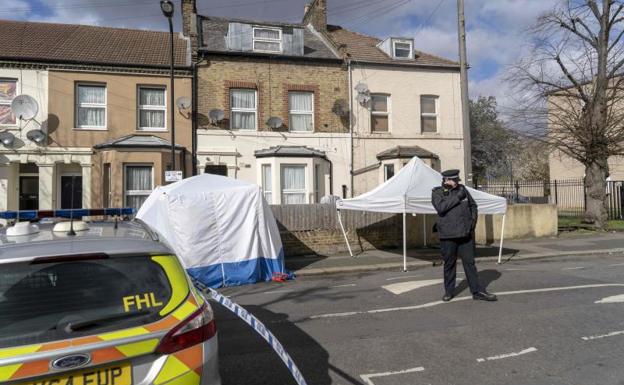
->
[478, 179, 624, 220]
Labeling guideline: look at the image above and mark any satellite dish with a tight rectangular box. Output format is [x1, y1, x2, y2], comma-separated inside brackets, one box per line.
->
[26, 129, 46, 144]
[11, 95, 39, 120]
[356, 93, 371, 106]
[267, 116, 283, 129]
[355, 82, 369, 94]
[332, 99, 349, 117]
[176, 96, 191, 110]
[0, 131, 15, 147]
[209, 109, 225, 123]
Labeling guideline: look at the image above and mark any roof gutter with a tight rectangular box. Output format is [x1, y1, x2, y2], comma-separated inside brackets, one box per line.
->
[197, 49, 343, 64]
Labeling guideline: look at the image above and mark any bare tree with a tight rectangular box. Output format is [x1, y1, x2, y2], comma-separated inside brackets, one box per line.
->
[509, 0, 624, 228]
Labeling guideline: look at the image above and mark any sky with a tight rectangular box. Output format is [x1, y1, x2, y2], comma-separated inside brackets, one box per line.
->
[3, 0, 561, 111]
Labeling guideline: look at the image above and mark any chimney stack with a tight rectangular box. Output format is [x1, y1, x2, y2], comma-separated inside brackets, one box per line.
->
[302, 0, 327, 32]
[181, 0, 198, 62]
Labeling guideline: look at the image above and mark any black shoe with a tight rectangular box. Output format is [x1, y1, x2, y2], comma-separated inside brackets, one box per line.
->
[472, 291, 497, 301]
[442, 293, 453, 302]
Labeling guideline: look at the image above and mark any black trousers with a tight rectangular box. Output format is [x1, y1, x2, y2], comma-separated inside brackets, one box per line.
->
[440, 235, 481, 295]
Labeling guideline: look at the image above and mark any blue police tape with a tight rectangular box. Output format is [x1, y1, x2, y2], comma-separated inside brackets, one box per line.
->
[193, 280, 308, 385]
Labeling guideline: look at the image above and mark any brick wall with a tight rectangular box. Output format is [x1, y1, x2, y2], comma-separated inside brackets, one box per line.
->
[197, 56, 349, 133]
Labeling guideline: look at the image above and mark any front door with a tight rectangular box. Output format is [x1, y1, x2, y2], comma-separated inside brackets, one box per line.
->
[60, 175, 83, 209]
[19, 176, 39, 210]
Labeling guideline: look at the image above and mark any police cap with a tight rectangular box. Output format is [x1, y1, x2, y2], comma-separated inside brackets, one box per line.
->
[441, 169, 461, 180]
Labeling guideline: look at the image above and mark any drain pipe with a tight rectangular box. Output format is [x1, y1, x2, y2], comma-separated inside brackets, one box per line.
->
[191, 61, 198, 176]
[348, 58, 354, 197]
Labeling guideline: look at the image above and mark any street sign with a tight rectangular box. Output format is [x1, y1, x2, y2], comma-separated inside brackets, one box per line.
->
[165, 170, 183, 183]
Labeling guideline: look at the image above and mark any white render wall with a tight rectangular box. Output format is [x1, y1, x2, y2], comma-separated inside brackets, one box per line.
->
[351, 64, 465, 194]
[0, 68, 93, 214]
[197, 130, 351, 202]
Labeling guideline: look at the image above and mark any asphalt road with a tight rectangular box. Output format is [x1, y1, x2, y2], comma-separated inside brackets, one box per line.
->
[213, 254, 624, 385]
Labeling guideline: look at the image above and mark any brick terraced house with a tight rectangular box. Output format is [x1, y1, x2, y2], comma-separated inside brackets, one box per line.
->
[0, 20, 192, 214]
[183, 0, 466, 201]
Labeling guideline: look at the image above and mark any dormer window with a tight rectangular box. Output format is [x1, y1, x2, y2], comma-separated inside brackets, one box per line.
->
[253, 27, 282, 53]
[393, 39, 413, 59]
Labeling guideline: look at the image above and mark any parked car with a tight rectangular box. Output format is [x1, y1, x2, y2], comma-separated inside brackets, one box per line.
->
[0, 215, 220, 385]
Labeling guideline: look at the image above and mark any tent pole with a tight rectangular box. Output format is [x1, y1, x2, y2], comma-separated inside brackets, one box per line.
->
[422, 215, 427, 247]
[403, 211, 407, 272]
[497, 214, 506, 264]
[337, 209, 354, 258]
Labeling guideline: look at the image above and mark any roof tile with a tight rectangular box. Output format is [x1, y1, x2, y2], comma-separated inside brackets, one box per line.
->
[0, 19, 188, 68]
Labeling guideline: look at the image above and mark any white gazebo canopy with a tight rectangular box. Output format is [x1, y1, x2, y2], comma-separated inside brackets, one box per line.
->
[336, 157, 508, 269]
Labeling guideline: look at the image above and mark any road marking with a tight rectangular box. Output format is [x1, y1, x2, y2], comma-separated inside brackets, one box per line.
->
[360, 367, 425, 385]
[563, 267, 585, 270]
[382, 279, 443, 295]
[476, 347, 537, 363]
[309, 283, 624, 319]
[582, 330, 624, 340]
[595, 294, 624, 303]
[386, 274, 422, 281]
[332, 284, 357, 288]
[262, 289, 293, 295]
[608, 263, 624, 267]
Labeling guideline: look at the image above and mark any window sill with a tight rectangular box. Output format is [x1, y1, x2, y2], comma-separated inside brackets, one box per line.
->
[137, 129, 169, 133]
[73, 127, 108, 131]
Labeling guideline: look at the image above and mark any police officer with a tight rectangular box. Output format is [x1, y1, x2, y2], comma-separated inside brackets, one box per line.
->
[431, 170, 497, 302]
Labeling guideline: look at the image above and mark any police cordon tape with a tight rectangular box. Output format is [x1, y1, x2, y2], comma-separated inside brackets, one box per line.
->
[192, 279, 308, 385]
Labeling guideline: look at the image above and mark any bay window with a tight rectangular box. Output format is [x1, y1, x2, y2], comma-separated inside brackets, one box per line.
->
[262, 164, 273, 203]
[124, 165, 153, 211]
[281, 165, 306, 204]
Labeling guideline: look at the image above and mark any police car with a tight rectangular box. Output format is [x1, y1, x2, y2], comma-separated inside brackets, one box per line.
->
[0, 209, 221, 385]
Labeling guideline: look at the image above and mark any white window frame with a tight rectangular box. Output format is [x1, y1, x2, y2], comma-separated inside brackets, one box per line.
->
[281, 164, 307, 205]
[253, 27, 282, 53]
[123, 164, 154, 207]
[261, 164, 273, 203]
[137, 86, 167, 131]
[289, 91, 314, 132]
[75, 83, 107, 130]
[370, 93, 391, 133]
[420, 95, 439, 133]
[392, 39, 413, 59]
[0, 78, 18, 126]
[384, 164, 395, 181]
[230, 88, 258, 130]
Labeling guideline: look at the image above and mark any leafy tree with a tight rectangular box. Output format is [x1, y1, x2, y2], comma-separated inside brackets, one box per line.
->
[509, 0, 624, 228]
[470, 96, 515, 185]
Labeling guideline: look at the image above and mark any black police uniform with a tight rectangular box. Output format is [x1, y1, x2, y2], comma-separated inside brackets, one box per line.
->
[431, 170, 481, 298]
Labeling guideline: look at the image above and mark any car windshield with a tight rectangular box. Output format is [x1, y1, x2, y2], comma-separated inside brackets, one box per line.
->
[0, 255, 175, 349]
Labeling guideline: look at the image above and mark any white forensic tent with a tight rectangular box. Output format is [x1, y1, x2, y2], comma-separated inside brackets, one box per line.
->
[336, 157, 508, 269]
[137, 173, 285, 288]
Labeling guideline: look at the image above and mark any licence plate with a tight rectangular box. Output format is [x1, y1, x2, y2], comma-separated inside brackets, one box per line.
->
[17, 363, 132, 385]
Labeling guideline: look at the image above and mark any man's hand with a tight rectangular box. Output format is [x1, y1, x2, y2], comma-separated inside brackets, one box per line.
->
[456, 187, 467, 200]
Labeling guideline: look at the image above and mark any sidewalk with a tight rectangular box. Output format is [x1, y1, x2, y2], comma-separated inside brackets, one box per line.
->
[287, 231, 624, 276]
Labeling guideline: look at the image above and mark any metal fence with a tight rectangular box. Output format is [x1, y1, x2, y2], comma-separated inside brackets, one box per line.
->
[478, 179, 624, 220]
